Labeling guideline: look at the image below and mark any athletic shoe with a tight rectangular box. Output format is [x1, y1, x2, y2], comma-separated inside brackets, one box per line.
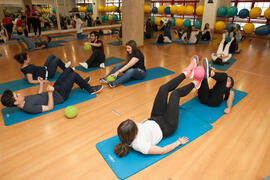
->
[99, 77, 107, 84]
[194, 78, 202, 90]
[203, 58, 209, 79]
[99, 63, 105, 69]
[79, 62, 88, 69]
[108, 82, 117, 88]
[84, 76, 91, 83]
[89, 85, 103, 95]
[184, 55, 198, 79]
[65, 61, 71, 68]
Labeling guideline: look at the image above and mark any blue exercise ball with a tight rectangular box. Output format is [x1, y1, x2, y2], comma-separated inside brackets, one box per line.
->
[183, 19, 191, 27]
[194, 20, 202, 29]
[87, 6, 93, 12]
[226, 23, 235, 32]
[152, 7, 158, 14]
[116, 7, 120, 13]
[150, 17, 155, 25]
[238, 8, 249, 18]
[217, 6, 227, 16]
[227, 6, 238, 17]
[255, 25, 270, 35]
[164, 7, 170, 14]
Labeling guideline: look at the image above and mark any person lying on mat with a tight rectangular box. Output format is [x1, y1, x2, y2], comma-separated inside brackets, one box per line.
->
[1, 68, 103, 114]
[14, 52, 71, 84]
[181, 26, 202, 44]
[114, 56, 203, 157]
[211, 33, 234, 65]
[198, 58, 235, 114]
[156, 33, 172, 43]
[99, 40, 146, 88]
[201, 23, 211, 41]
[223, 30, 241, 54]
[11, 34, 51, 50]
[79, 31, 106, 69]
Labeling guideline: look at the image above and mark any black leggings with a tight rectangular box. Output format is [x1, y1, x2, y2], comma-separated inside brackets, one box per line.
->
[150, 73, 194, 137]
[43, 54, 66, 79]
[53, 68, 93, 100]
[198, 72, 227, 107]
[32, 18, 41, 36]
[85, 49, 105, 67]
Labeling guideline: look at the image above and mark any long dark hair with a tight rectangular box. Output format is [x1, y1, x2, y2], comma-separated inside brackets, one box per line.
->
[125, 40, 139, 61]
[25, 5, 30, 11]
[186, 26, 192, 40]
[114, 119, 138, 158]
[204, 23, 209, 30]
[14, 52, 27, 64]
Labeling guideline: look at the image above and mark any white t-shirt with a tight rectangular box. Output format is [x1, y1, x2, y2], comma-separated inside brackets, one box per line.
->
[131, 120, 163, 154]
[76, 18, 83, 33]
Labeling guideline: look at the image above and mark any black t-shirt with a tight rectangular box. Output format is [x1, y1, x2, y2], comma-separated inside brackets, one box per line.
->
[22, 91, 64, 114]
[157, 34, 164, 43]
[35, 41, 48, 48]
[21, 64, 46, 80]
[92, 40, 105, 57]
[128, 50, 146, 71]
[208, 80, 231, 107]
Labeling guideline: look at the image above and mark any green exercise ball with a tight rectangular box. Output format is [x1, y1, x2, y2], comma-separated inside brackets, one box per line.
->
[106, 75, 116, 82]
[65, 106, 78, 118]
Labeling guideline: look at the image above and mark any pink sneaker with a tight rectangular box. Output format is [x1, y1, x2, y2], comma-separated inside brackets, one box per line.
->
[184, 55, 198, 79]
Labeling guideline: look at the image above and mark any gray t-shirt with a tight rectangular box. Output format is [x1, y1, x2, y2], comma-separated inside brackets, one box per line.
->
[22, 91, 64, 114]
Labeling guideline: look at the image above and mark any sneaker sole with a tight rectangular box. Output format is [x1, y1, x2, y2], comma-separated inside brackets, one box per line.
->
[203, 58, 209, 79]
[91, 86, 103, 95]
[189, 57, 198, 79]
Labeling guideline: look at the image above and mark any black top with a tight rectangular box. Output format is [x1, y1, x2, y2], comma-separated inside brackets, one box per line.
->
[21, 64, 46, 80]
[209, 80, 231, 106]
[22, 91, 64, 114]
[92, 40, 105, 57]
[129, 50, 146, 71]
[35, 41, 48, 48]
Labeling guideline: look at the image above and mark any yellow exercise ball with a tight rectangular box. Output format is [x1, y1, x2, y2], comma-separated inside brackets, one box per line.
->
[249, 7, 262, 18]
[155, 17, 162, 25]
[170, 5, 177, 14]
[18, 27, 23, 32]
[83, 7, 87, 12]
[175, 18, 184, 27]
[264, 8, 270, 19]
[243, 23, 255, 34]
[158, 5, 165, 14]
[112, 5, 117, 12]
[98, 6, 104, 12]
[185, 6, 194, 15]
[177, 5, 185, 15]
[214, 21, 225, 31]
[38, 9, 42, 13]
[144, 5, 151, 13]
[120, 6, 122, 12]
[104, 6, 109, 12]
[196, 5, 204, 16]
[108, 15, 113, 21]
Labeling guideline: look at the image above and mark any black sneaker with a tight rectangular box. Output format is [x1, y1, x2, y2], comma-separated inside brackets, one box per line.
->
[203, 58, 210, 79]
[89, 85, 103, 95]
[84, 76, 91, 83]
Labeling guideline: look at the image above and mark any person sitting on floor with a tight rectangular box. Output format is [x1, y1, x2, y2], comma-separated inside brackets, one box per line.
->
[79, 31, 106, 69]
[1, 68, 103, 114]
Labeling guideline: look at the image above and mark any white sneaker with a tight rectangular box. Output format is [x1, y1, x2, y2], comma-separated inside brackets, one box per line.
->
[79, 62, 88, 69]
[65, 61, 71, 68]
[99, 63, 105, 69]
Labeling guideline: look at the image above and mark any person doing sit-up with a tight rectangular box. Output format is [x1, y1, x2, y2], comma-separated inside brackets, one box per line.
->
[114, 56, 203, 157]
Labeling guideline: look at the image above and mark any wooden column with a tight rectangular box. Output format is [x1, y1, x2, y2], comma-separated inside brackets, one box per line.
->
[122, 0, 144, 47]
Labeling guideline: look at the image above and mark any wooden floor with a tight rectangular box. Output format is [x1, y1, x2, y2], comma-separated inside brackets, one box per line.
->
[0, 33, 270, 180]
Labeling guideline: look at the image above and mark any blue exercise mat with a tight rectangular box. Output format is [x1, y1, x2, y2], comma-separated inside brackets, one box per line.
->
[32, 34, 74, 41]
[96, 109, 213, 180]
[122, 67, 175, 86]
[180, 89, 247, 124]
[209, 58, 236, 71]
[0, 72, 60, 94]
[151, 42, 173, 46]
[1, 88, 96, 126]
[0, 53, 2, 56]
[107, 41, 122, 46]
[75, 57, 125, 73]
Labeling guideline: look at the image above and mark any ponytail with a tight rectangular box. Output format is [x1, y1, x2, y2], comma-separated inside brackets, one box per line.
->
[114, 142, 130, 158]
